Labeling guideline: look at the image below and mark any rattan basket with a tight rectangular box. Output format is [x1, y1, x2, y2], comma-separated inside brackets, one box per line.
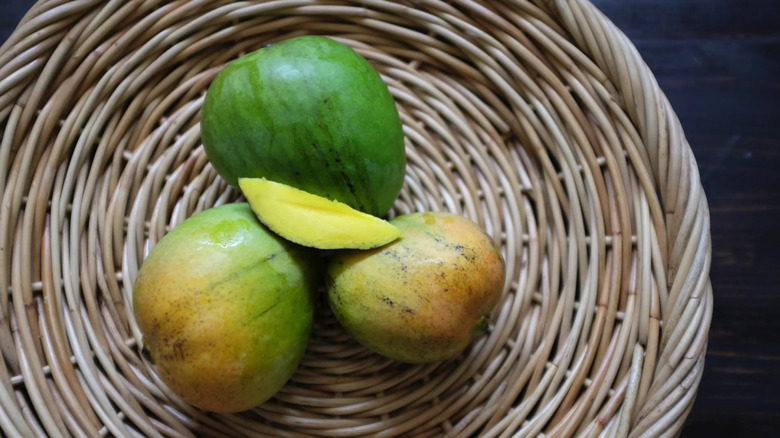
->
[0, 1, 713, 437]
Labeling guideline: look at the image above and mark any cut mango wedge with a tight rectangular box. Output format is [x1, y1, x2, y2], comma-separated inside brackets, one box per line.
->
[238, 178, 401, 250]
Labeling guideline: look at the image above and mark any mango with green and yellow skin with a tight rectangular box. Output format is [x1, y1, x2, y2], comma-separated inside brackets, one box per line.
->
[326, 212, 506, 364]
[201, 35, 406, 217]
[132, 203, 319, 413]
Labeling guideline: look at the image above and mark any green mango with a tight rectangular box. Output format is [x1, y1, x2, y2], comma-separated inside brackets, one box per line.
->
[201, 35, 406, 217]
[326, 212, 506, 364]
[133, 203, 319, 413]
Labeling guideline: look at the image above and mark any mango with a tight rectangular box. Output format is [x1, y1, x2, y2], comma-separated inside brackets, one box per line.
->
[201, 35, 406, 217]
[239, 177, 401, 250]
[326, 212, 505, 364]
[132, 203, 319, 412]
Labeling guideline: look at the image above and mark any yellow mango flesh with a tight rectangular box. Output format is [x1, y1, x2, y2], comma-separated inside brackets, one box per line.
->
[239, 177, 401, 250]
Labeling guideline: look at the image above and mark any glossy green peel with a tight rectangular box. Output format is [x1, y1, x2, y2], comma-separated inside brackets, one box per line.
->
[201, 35, 406, 217]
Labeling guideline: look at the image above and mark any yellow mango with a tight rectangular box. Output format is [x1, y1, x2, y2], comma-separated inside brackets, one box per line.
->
[326, 212, 506, 364]
[133, 203, 319, 412]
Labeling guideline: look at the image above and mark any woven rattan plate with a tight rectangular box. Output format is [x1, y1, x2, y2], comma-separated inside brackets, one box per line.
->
[0, 1, 713, 437]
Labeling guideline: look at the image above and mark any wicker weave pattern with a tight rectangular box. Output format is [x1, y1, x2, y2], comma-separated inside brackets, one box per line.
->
[0, 1, 712, 437]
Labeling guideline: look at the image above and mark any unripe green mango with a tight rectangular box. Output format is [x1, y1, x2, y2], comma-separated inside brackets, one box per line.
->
[326, 212, 506, 364]
[133, 203, 319, 413]
[201, 35, 406, 217]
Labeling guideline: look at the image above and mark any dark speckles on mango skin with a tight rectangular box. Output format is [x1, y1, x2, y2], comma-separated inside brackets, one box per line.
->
[325, 211, 505, 364]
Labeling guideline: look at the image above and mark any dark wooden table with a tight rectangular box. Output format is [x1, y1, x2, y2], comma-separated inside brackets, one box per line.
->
[3, 0, 779, 436]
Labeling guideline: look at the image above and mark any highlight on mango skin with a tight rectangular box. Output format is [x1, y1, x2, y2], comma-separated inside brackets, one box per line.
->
[238, 177, 401, 250]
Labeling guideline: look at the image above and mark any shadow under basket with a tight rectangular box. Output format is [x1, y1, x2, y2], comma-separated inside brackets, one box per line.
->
[0, 1, 713, 437]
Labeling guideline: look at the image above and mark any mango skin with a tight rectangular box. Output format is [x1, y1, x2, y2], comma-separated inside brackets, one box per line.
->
[133, 203, 319, 413]
[326, 212, 506, 364]
[201, 35, 406, 217]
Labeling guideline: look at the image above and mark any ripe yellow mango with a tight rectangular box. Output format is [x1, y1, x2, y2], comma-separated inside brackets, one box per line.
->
[239, 177, 401, 250]
[326, 212, 506, 364]
[133, 203, 319, 412]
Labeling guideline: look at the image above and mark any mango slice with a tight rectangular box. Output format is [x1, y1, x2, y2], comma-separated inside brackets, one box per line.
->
[238, 178, 401, 250]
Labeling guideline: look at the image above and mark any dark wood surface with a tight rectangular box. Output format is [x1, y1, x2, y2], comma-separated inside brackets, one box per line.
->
[2, 1, 779, 436]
